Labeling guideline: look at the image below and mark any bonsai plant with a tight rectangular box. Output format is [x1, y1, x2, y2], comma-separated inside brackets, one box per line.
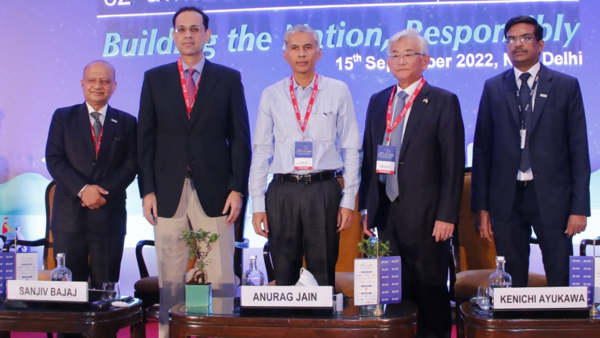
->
[357, 237, 391, 258]
[182, 229, 219, 307]
[182, 229, 220, 285]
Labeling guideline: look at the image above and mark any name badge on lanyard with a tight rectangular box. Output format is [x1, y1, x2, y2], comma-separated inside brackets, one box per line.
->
[375, 78, 425, 174]
[376, 145, 396, 174]
[290, 74, 319, 170]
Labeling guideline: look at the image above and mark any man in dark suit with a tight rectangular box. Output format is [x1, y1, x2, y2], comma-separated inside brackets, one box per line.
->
[471, 15, 590, 287]
[137, 6, 251, 338]
[359, 29, 464, 338]
[45, 60, 137, 289]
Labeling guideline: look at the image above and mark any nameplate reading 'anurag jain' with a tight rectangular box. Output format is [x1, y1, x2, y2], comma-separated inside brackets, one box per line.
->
[493, 286, 588, 310]
[240, 286, 333, 308]
[6, 280, 88, 303]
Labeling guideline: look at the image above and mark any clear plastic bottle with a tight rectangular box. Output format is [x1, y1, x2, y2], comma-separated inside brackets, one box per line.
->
[50, 253, 73, 281]
[242, 255, 265, 286]
[488, 256, 512, 308]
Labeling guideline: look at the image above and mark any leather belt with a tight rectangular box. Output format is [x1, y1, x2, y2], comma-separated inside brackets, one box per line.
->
[516, 180, 533, 187]
[274, 170, 337, 184]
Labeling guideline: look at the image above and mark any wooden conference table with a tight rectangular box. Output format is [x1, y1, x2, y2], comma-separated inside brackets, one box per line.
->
[459, 301, 600, 338]
[0, 298, 145, 337]
[169, 297, 417, 338]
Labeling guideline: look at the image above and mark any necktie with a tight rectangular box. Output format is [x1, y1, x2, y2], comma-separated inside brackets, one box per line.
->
[519, 72, 532, 172]
[90, 111, 102, 143]
[386, 91, 409, 202]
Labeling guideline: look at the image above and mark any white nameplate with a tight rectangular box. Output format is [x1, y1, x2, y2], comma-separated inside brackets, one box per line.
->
[240, 286, 333, 308]
[493, 287, 588, 310]
[7, 280, 88, 303]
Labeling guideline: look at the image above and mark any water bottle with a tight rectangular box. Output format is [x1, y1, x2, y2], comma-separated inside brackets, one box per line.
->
[50, 253, 73, 281]
[488, 256, 512, 309]
[242, 255, 265, 286]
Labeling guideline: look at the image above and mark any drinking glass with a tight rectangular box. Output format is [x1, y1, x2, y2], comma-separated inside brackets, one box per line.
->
[102, 282, 121, 301]
[477, 285, 490, 311]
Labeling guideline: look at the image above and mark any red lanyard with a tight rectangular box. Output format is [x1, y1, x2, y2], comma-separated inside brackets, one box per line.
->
[89, 118, 104, 156]
[385, 77, 426, 144]
[177, 58, 200, 118]
[289, 74, 319, 135]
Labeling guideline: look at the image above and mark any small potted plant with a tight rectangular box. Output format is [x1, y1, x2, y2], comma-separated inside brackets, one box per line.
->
[357, 237, 391, 259]
[357, 237, 392, 316]
[182, 229, 219, 307]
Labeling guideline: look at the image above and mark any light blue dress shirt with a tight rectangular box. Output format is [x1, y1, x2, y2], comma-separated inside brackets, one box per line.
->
[249, 75, 361, 213]
[182, 57, 205, 86]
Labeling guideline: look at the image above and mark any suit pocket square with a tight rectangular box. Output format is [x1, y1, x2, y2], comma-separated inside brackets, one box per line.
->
[539, 93, 547, 98]
[111, 119, 118, 123]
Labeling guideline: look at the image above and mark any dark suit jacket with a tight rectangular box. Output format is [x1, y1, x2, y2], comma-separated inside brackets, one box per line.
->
[359, 82, 465, 240]
[45, 103, 138, 236]
[471, 64, 591, 227]
[137, 60, 251, 218]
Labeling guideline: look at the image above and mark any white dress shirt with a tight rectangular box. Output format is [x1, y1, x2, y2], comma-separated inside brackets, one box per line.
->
[514, 62, 540, 181]
[248, 75, 361, 213]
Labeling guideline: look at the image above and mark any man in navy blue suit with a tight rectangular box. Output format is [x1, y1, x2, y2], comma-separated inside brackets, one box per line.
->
[471, 15, 590, 287]
[46, 60, 137, 289]
[359, 28, 464, 338]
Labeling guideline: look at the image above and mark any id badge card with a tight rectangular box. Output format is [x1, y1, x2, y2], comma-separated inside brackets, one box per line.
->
[295, 142, 313, 170]
[376, 145, 396, 174]
[520, 129, 527, 149]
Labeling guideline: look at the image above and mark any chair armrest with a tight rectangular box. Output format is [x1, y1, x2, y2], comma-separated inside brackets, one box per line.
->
[3, 238, 46, 252]
[263, 241, 275, 283]
[136, 240, 155, 279]
[579, 237, 600, 256]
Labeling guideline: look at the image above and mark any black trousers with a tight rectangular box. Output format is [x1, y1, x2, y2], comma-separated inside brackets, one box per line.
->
[266, 177, 342, 286]
[53, 231, 125, 289]
[377, 183, 451, 338]
[492, 181, 573, 287]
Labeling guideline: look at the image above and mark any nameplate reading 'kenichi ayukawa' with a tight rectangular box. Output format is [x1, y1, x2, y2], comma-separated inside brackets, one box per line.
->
[493, 286, 588, 310]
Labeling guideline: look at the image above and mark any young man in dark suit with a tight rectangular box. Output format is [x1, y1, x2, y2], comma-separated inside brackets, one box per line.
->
[359, 29, 465, 338]
[45, 60, 137, 289]
[137, 7, 251, 338]
[471, 15, 590, 287]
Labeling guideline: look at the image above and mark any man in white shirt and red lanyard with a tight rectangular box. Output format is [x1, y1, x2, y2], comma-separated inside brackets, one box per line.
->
[249, 24, 361, 287]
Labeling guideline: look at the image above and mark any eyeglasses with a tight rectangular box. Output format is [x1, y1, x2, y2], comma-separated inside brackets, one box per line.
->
[387, 52, 426, 60]
[174, 26, 202, 34]
[506, 35, 537, 44]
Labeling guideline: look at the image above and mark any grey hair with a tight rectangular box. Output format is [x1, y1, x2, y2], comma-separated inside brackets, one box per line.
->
[284, 24, 320, 49]
[83, 59, 116, 79]
[387, 28, 429, 55]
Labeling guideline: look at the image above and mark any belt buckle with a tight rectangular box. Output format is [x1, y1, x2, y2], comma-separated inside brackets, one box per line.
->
[296, 174, 310, 184]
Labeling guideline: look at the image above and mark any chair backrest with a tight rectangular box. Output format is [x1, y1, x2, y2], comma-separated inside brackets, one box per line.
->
[44, 181, 56, 271]
[335, 176, 364, 272]
[454, 170, 497, 273]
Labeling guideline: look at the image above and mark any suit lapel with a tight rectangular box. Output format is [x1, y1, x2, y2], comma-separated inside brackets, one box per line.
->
[399, 82, 429, 158]
[188, 59, 219, 130]
[77, 103, 96, 156]
[530, 64, 552, 133]
[97, 106, 118, 161]
[373, 87, 393, 145]
[502, 69, 521, 128]
[163, 63, 190, 127]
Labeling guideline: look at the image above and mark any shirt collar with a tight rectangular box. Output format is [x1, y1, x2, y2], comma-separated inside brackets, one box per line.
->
[85, 102, 108, 116]
[396, 77, 423, 98]
[182, 57, 206, 75]
[291, 74, 323, 92]
[514, 62, 541, 84]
